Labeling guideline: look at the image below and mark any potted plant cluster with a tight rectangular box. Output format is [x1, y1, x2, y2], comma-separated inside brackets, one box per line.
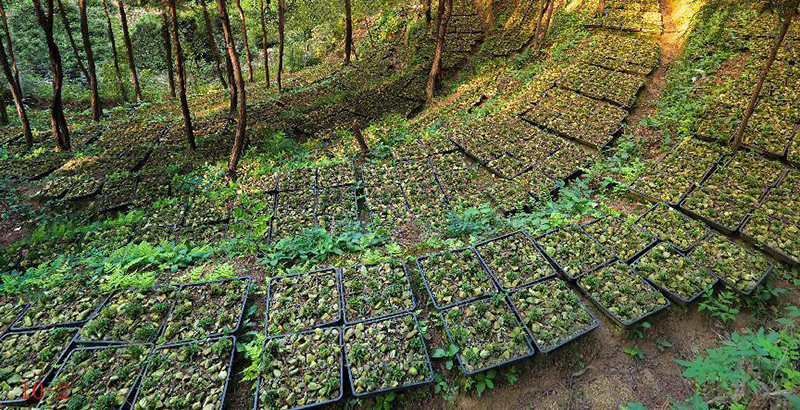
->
[99, 176, 136, 212]
[267, 269, 342, 336]
[163, 278, 249, 343]
[440, 296, 533, 374]
[582, 215, 657, 262]
[0, 297, 28, 333]
[416, 248, 496, 310]
[0, 328, 77, 403]
[364, 183, 410, 215]
[579, 35, 660, 75]
[40, 344, 150, 409]
[276, 167, 316, 191]
[636, 203, 708, 253]
[475, 231, 556, 290]
[691, 233, 772, 295]
[79, 286, 175, 344]
[741, 170, 799, 262]
[316, 161, 356, 188]
[558, 64, 645, 108]
[13, 278, 108, 330]
[341, 262, 415, 324]
[509, 278, 599, 353]
[537, 225, 614, 280]
[344, 313, 432, 395]
[133, 337, 235, 410]
[633, 243, 717, 304]
[256, 327, 342, 409]
[577, 261, 669, 327]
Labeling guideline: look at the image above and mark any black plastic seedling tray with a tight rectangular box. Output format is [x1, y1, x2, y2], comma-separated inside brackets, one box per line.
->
[507, 278, 600, 354]
[2, 301, 30, 334]
[635, 202, 709, 254]
[576, 261, 671, 328]
[265, 268, 343, 337]
[73, 284, 178, 346]
[164, 276, 251, 344]
[252, 328, 344, 410]
[44, 342, 154, 410]
[0, 327, 80, 407]
[415, 247, 498, 311]
[340, 262, 416, 325]
[534, 225, 616, 281]
[10, 289, 112, 332]
[439, 296, 535, 375]
[131, 336, 235, 410]
[740, 214, 800, 267]
[678, 187, 755, 236]
[632, 243, 718, 306]
[474, 230, 558, 292]
[343, 312, 434, 397]
[690, 233, 775, 296]
[581, 215, 659, 264]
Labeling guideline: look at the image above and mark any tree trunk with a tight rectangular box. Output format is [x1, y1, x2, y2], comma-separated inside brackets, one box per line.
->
[102, 0, 128, 102]
[161, 8, 175, 99]
[423, 0, 431, 24]
[200, 0, 227, 89]
[344, 0, 352, 64]
[118, 0, 142, 102]
[79, 0, 102, 120]
[277, 0, 284, 91]
[167, 0, 195, 150]
[352, 120, 368, 155]
[215, 0, 246, 180]
[225, 52, 236, 113]
[32, 0, 70, 151]
[426, 0, 451, 104]
[731, 0, 798, 152]
[533, 0, 555, 54]
[531, 0, 546, 49]
[259, 0, 270, 86]
[0, 0, 21, 93]
[0, 92, 7, 125]
[235, 0, 254, 82]
[0, 23, 31, 146]
[57, 0, 89, 81]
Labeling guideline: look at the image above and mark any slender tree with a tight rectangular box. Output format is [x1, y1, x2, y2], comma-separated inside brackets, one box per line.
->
[118, 0, 142, 102]
[225, 52, 236, 112]
[166, 0, 195, 150]
[533, 0, 555, 54]
[344, 0, 352, 64]
[423, 0, 431, 24]
[57, 0, 89, 81]
[161, 8, 176, 99]
[0, 30, 31, 146]
[731, 0, 798, 152]
[0, 0, 21, 92]
[235, 0, 254, 81]
[531, 0, 546, 49]
[277, 0, 284, 91]
[79, 0, 102, 120]
[0, 92, 7, 125]
[215, 0, 246, 179]
[199, 0, 227, 88]
[259, 0, 269, 86]
[102, 0, 128, 101]
[32, 0, 70, 150]
[426, 0, 451, 104]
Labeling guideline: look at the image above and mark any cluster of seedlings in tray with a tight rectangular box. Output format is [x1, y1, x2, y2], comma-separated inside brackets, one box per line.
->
[267, 269, 341, 336]
[743, 170, 800, 261]
[636, 203, 708, 252]
[475, 232, 555, 290]
[633, 243, 717, 303]
[134, 337, 234, 410]
[163, 279, 248, 343]
[257, 328, 342, 409]
[579, 34, 660, 75]
[14, 277, 106, 329]
[578, 261, 669, 326]
[41, 344, 149, 409]
[509, 278, 597, 352]
[80, 286, 174, 343]
[557, 64, 645, 107]
[417, 249, 496, 309]
[582, 215, 656, 261]
[441, 296, 532, 373]
[691, 233, 772, 295]
[0, 328, 76, 402]
[341, 263, 414, 323]
[0, 297, 27, 332]
[537, 225, 614, 280]
[345, 314, 431, 395]
[272, 189, 317, 243]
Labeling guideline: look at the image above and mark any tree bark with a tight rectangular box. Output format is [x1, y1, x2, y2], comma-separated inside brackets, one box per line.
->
[32, 0, 70, 151]
[235, 0, 254, 82]
[259, 0, 270, 86]
[118, 0, 142, 102]
[533, 0, 555, 54]
[426, 0, 451, 104]
[531, 0, 546, 48]
[102, 0, 128, 102]
[352, 120, 368, 155]
[0, 27, 30, 145]
[200, 0, 227, 89]
[225, 52, 236, 113]
[57, 0, 89, 81]
[344, 0, 352, 64]
[423, 0, 431, 24]
[731, 0, 798, 152]
[167, 0, 195, 150]
[277, 0, 284, 91]
[0, 0, 21, 93]
[0, 92, 7, 125]
[216, 0, 246, 180]
[161, 8, 175, 99]
[79, 0, 102, 120]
